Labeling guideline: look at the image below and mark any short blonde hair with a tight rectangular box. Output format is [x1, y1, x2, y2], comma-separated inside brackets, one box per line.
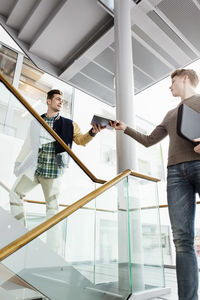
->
[171, 69, 199, 87]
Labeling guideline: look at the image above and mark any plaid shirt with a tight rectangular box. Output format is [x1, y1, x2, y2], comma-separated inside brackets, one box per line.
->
[35, 114, 64, 178]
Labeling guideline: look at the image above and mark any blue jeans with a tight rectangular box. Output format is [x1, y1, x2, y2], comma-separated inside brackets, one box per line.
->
[167, 161, 200, 300]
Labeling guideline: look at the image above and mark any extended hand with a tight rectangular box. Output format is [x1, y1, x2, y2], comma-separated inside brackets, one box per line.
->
[92, 123, 106, 133]
[109, 120, 127, 131]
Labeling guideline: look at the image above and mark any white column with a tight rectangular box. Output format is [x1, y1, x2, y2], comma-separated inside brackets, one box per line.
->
[114, 0, 136, 173]
[114, 0, 144, 293]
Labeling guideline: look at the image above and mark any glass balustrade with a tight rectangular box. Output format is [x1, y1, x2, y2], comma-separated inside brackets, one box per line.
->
[0, 74, 165, 299]
[1, 173, 165, 299]
[1, 178, 131, 300]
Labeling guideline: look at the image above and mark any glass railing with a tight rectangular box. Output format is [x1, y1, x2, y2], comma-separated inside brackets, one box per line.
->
[0, 171, 164, 299]
[0, 175, 128, 299]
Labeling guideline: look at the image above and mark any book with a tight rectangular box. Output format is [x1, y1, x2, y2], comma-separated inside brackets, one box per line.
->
[177, 103, 200, 145]
[91, 114, 114, 129]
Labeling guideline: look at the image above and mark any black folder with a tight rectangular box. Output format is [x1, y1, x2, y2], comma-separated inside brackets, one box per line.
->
[91, 115, 114, 129]
[177, 103, 200, 145]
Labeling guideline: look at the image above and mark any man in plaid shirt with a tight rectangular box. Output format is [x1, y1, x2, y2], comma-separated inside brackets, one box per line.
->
[9, 89, 103, 232]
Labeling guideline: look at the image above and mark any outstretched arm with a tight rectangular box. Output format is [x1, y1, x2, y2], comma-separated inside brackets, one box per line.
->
[110, 119, 167, 147]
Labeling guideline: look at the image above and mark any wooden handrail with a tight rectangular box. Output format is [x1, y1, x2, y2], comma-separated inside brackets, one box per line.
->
[130, 171, 159, 182]
[0, 170, 131, 261]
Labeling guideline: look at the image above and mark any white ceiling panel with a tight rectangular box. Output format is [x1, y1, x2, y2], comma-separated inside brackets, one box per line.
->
[0, 0, 200, 106]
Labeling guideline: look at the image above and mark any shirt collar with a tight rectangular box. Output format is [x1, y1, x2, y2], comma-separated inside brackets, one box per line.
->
[44, 113, 60, 121]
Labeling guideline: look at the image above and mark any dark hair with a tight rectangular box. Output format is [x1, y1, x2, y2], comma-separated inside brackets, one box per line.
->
[171, 69, 199, 87]
[47, 89, 63, 99]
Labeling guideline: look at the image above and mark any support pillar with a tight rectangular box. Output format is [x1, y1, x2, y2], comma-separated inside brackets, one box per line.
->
[114, 0, 144, 293]
[114, 0, 136, 173]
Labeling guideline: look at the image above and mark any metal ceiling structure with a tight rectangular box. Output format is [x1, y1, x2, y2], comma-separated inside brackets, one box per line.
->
[0, 0, 200, 107]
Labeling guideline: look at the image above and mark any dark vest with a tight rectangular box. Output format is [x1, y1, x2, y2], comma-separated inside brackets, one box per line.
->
[41, 114, 74, 154]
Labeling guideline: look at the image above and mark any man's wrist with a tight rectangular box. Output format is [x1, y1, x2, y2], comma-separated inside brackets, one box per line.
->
[89, 128, 97, 137]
